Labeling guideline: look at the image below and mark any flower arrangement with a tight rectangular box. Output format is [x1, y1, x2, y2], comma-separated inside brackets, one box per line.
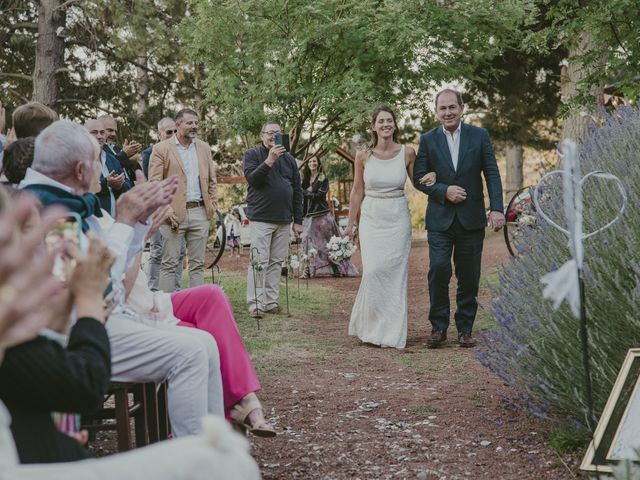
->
[326, 235, 357, 262]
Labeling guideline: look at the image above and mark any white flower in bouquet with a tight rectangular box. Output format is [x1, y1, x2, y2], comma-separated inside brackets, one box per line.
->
[308, 247, 318, 257]
[327, 235, 356, 262]
[289, 254, 300, 269]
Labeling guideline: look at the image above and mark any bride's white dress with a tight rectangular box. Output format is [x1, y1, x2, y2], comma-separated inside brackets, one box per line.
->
[348, 145, 411, 349]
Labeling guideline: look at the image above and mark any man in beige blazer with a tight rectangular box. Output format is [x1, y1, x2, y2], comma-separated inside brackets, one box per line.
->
[149, 108, 217, 292]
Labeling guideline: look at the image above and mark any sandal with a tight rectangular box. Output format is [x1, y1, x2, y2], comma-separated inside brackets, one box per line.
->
[230, 394, 276, 438]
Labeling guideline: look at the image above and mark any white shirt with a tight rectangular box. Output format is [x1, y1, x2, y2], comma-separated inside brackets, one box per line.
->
[443, 123, 462, 171]
[101, 150, 117, 217]
[175, 137, 202, 202]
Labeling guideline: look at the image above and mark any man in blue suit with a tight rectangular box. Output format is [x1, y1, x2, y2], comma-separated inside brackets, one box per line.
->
[85, 118, 132, 216]
[413, 89, 505, 348]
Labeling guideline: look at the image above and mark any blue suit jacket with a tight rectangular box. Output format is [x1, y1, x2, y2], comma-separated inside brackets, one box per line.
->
[413, 123, 503, 231]
[97, 147, 133, 213]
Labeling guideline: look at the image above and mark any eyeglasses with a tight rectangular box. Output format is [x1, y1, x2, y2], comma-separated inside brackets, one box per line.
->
[165, 129, 177, 135]
[261, 130, 282, 136]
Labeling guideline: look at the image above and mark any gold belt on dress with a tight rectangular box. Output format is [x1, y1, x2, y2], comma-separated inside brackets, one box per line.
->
[186, 200, 204, 209]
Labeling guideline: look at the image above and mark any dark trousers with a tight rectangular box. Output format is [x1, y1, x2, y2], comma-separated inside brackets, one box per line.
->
[427, 216, 485, 334]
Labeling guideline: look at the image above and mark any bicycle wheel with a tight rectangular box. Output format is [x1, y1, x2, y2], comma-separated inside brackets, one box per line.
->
[503, 186, 536, 257]
[206, 210, 226, 268]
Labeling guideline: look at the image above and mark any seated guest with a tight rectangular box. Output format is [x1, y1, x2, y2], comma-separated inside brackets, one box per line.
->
[84, 118, 133, 217]
[0, 189, 260, 479]
[1, 137, 35, 185]
[127, 265, 276, 436]
[0, 227, 115, 463]
[20, 120, 226, 438]
[12, 101, 58, 139]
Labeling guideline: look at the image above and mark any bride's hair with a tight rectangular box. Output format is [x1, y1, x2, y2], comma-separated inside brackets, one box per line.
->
[369, 106, 399, 150]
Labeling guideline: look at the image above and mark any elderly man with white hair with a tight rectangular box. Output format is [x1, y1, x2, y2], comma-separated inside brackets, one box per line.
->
[19, 120, 225, 437]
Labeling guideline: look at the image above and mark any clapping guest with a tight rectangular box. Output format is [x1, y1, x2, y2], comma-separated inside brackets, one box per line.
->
[0, 232, 115, 463]
[12, 101, 58, 139]
[0, 188, 260, 479]
[21, 120, 226, 438]
[1, 137, 35, 186]
[301, 155, 358, 278]
[98, 114, 142, 180]
[85, 118, 133, 217]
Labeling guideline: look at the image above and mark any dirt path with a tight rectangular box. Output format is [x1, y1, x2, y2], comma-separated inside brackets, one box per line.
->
[230, 232, 579, 479]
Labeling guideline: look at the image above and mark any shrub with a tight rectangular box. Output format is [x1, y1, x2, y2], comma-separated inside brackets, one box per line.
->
[477, 107, 640, 442]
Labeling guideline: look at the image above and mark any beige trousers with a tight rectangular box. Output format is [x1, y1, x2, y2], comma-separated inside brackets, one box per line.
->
[159, 206, 209, 292]
[246, 221, 290, 311]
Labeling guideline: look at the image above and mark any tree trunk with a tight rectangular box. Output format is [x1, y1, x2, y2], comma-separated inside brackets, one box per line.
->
[560, 33, 604, 143]
[505, 143, 524, 201]
[32, 0, 66, 107]
[135, 54, 149, 116]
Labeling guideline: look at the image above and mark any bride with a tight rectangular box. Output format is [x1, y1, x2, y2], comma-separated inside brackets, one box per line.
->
[344, 106, 434, 348]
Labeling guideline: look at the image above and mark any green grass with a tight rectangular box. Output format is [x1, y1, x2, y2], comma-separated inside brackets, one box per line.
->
[412, 405, 441, 415]
[201, 270, 341, 376]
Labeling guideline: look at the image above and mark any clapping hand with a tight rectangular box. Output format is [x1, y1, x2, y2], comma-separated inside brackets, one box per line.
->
[122, 140, 142, 158]
[115, 171, 178, 226]
[107, 171, 126, 190]
[0, 194, 67, 350]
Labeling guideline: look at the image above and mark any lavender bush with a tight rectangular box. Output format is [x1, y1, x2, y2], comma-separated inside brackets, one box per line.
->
[478, 107, 640, 442]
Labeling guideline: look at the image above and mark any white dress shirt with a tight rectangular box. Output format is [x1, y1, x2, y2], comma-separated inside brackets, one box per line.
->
[443, 123, 462, 171]
[175, 137, 202, 202]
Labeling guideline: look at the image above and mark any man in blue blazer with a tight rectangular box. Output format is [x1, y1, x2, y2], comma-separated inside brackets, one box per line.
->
[413, 89, 505, 348]
[85, 118, 133, 216]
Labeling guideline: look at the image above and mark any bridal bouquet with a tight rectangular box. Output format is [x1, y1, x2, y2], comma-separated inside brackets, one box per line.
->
[326, 235, 357, 262]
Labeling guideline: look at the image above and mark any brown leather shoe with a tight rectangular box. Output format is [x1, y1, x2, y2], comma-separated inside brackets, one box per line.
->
[264, 306, 281, 315]
[458, 332, 476, 348]
[426, 330, 447, 348]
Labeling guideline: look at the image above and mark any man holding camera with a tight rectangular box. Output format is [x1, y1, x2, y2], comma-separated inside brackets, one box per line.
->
[243, 122, 303, 316]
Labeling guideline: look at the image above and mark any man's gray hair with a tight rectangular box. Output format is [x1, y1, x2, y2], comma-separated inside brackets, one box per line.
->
[33, 120, 100, 177]
[157, 117, 174, 129]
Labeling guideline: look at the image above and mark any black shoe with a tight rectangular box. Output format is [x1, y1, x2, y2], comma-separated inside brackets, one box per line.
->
[426, 330, 447, 348]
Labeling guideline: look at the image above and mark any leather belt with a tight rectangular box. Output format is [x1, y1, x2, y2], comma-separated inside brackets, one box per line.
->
[186, 200, 204, 209]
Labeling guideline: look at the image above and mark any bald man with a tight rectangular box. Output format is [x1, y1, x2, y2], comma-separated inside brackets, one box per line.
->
[85, 118, 133, 216]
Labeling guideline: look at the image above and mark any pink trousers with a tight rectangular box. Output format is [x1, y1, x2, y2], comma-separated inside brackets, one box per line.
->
[171, 285, 261, 414]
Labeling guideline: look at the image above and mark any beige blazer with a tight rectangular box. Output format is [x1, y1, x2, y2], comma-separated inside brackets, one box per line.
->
[148, 137, 217, 223]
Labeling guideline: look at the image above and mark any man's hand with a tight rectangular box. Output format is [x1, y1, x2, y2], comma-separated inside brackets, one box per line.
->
[419, 172, 436, 186]
[146, 205, 172, 240]
[122, 140, 142, 158]
[292, 223, 303, 239]
[265, 145, 286, 167]
[115, 171, 178, 225]
[446, 185, 467, 204]
[488, 211, 505, 232]
[5, 128, 16, 148]
[107, 171, 125, 190]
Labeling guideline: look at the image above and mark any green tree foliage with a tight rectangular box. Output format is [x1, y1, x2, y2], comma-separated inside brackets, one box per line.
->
[183, 0, 530, 159]
[527, 0, 640, 103]
[0, 1, 201, 145]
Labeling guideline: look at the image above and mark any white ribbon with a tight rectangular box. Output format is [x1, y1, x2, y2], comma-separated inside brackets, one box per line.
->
[532, 140, 627, 318]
